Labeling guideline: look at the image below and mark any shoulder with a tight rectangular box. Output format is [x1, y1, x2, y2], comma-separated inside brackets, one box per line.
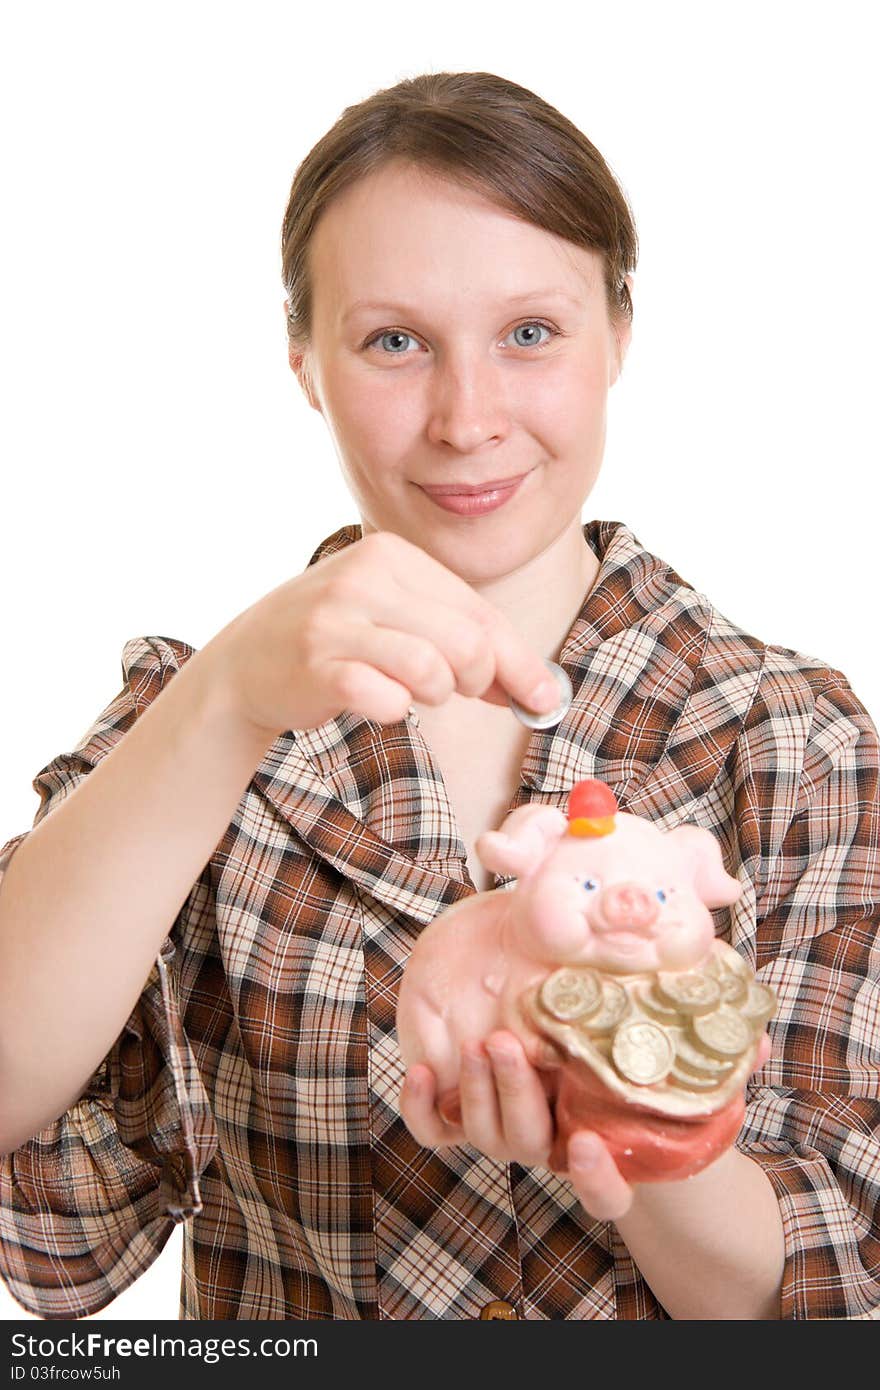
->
[0, 636, 201, 859]
[31, 637, 199, 805]
[591, 520, 864, 724]
[703, 605, 879, 782]
[578, 524, 878, 830]
[119, 635, 199, 714]
[626, 521, 878, 769]
[696, 606, 879, 924]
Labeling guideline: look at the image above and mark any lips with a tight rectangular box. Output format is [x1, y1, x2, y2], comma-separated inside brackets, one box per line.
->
[598, 927, 658, 946]
[416, 471, 531, 516]
[418, 474, 529, 497]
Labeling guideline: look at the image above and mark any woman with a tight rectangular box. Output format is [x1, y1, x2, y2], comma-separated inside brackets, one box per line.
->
[0, 72, 877, 1321]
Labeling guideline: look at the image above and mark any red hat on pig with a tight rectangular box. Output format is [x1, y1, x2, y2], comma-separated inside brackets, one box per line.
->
[567, 779, 618, 837]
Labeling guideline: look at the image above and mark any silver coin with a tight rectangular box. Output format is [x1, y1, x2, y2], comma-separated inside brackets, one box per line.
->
[638, 984, 681, 1023]
[691, 1006, 751, 1058]
[540, 967, 601, 1021]
[707, 951, 749, 1004]
[578, 978, 630, 1034]
[717, 971, 748, 1005]
[674, 1032, 734, 1075]
[612, 1019, 675, 1086]
[509, 660, 573, 730]
[739, 981, 777, 1031]
[656, 971, 721, 1016]
[668, 1063, 723, 1093]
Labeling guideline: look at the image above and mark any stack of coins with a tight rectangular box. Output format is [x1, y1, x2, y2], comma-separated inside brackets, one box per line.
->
[540, 969, 628, 1035]
[528, 941, 776, 1117]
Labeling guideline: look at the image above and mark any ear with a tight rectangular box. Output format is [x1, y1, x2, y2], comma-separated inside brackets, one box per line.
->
[609, 275, 633, 386]
[476, 805, 568, 879]
[284, 300, 322, 414]
[667, 824, 741, 908]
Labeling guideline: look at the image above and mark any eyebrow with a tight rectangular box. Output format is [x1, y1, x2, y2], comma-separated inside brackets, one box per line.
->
[341, 289, 585, 324]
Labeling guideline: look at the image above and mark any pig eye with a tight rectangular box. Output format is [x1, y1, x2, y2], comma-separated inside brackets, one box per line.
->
[656, 889, 667, 903]
[581, 878, 600, 892]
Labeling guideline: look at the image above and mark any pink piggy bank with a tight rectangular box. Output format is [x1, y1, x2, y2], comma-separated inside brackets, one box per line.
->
[396, 780, 775, 1183]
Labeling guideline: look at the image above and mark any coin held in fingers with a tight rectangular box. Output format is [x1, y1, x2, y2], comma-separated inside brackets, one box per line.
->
[509, 660, 573, 730]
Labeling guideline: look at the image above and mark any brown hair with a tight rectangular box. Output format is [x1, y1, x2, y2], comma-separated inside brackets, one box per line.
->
[281, 71, 638, 352]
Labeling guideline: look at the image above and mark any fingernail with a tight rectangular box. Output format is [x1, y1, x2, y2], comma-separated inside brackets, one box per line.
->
[510, 664, 572, 731]
[437, 1093, 462, 1126]
[525, 677, 559, 711]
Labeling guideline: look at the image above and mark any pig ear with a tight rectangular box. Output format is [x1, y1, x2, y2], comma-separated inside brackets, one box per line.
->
[476, 805, 568, 879]
[668, 824, 742, 908]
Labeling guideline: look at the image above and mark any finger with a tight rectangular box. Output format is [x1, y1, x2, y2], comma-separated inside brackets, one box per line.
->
[478, 677, 515, 708]
[365, 594, 498, 699]
[323, 657, 419, 725]
[457, 1042, 506, 1158]
[333, 621, 459, 706]
[482, 616, 564, 717]
[399, 1065, 466, 1149]
[484, 1032, 554, 1167]
[566, 1131, 634, 1222]
[378, 536, 563, 713]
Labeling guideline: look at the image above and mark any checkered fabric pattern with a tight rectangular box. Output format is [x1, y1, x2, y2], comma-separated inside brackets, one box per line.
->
[1, 520, 877, 1319]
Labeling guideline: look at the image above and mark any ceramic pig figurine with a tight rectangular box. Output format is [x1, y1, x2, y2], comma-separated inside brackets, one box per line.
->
[396, 780, 775, 1183]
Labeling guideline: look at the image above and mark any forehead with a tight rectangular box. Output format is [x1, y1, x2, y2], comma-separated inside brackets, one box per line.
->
[554, 819, 681, 876]
[307, 161, 602, 322]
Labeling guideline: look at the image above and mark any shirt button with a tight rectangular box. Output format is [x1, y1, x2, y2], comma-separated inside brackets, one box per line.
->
[479, 1299, 518, 1320]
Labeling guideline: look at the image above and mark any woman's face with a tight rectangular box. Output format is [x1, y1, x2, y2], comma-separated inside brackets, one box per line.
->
[289, 160, 631, 585]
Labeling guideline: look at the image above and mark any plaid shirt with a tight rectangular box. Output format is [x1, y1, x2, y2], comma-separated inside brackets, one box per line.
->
[1, 520, 878, 1321]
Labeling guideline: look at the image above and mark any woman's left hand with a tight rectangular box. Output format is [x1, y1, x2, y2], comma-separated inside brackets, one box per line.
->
[399, 1029, 635, 1221]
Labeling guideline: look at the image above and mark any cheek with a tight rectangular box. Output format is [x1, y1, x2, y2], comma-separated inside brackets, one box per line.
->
[655, 922, 714, 971]
[334, 385, 401, 450]
[323, 354, 419, 442]
[326, 387, 420, 499]
[527, 358, 606, 433]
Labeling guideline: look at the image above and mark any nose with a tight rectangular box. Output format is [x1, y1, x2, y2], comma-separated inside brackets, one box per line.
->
[598, 882, 659, 932]
[426, 348, 509, 453]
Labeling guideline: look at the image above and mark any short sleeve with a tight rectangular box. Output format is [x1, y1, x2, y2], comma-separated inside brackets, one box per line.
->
[0, 637, 220, 1320]
[733, 674, 880, 1319]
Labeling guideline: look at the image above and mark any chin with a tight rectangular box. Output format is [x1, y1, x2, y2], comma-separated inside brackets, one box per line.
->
[421, 511, 572, 585]
[432, 532, 546, 586]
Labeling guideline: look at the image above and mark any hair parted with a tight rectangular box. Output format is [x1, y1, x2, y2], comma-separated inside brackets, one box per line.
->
[281, 71, 638, 350]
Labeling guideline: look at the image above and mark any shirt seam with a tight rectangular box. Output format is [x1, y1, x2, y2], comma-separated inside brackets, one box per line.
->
[359, 893, 384, 1320]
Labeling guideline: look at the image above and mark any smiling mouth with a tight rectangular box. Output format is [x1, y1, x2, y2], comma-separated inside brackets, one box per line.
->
[417, 472, 531, 496]
[415, 470, 533, 516]
[599, 929, 656, 947]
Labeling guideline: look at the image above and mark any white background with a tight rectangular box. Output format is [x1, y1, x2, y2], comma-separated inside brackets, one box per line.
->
[2, 0, 877, 1321]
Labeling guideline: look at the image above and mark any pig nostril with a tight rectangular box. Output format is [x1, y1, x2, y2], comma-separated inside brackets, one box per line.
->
[604, 884, 659, 927]
[621, 889, 646, 913]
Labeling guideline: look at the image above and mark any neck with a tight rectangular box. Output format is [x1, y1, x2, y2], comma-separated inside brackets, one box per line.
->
[473, 518, 601, 659]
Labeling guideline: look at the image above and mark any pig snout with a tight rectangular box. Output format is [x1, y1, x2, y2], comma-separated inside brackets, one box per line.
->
[596, 881, 659, 933]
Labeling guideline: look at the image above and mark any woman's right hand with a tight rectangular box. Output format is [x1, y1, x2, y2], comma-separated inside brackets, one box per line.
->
[201, 530, 563, 738]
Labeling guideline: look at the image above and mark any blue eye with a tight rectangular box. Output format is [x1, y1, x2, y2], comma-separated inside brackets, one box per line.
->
[582, 878, 599, 892]
[369, 329, 420, 354]
[656, 889, 667, 904]
[506, 321, 556, 349]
